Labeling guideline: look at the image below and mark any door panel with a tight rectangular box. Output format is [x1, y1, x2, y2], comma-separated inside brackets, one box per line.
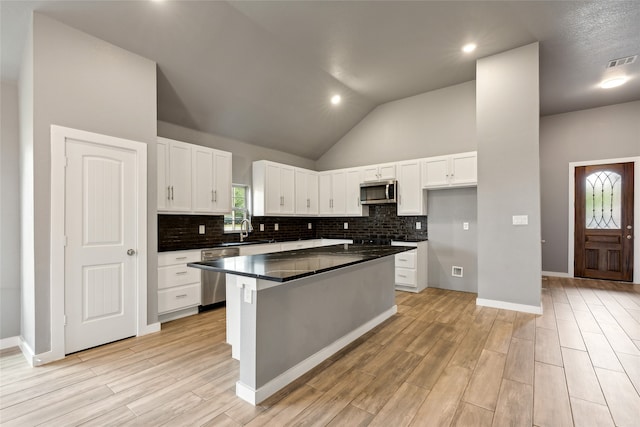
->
[575, 162, 634, 281]
[65, 139, 137, 354]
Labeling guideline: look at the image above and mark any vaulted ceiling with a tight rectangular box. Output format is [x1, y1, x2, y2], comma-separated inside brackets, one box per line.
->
[2, 1, 639, 159]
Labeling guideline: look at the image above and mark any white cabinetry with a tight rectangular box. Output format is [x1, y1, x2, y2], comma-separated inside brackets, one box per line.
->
[158, 250, 202, 321]
[253, 161, 295, 216]
[192, 146, 232, 213]
[392, 241, 428, 293]
[422, 151, 477, 189]
[157, 137, 192, 212]
[345, 168, 365, 215]
[158, 137, 232, 214]
[319, 170, 346, 215]
[295, 168, 319, 216]
[397, 160, 426, 215]
[362, 163, 396, 182]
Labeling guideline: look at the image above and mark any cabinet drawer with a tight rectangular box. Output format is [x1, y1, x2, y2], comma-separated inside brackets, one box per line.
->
[158, 264, 201, 290]
[158, 283, 201, 314]
[158, 250, 201, 267]
[395, 251, 416, 269]
[395, 268, 417, 287]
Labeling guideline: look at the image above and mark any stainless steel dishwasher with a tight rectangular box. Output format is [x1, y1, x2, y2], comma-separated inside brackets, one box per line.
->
[200, 247, 239, 309]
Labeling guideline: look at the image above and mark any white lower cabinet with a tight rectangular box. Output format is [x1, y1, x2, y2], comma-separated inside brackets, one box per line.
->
[158, 249, 202, 322]
[391, 241, 427, 292]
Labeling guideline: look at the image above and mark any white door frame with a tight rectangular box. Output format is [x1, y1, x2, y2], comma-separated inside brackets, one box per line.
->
[50, 125, 149, 362]
[568, 156, 640, 284]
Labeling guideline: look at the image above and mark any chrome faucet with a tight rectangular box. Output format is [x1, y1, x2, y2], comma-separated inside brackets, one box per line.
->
[240, 218, 252, 242]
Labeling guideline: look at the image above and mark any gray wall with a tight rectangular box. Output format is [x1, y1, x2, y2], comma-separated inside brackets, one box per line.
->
[476, 43, 541, 309]
[316, 81, 477, 170]
[1, 81, 21, 339]
[23, 14, 158, 354]
[427, 188, 478, 293]
[540, 100, 640, 273]
[158, 121, 316, 186]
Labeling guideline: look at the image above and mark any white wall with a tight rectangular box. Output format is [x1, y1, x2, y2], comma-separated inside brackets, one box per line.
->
[316, 81, 477, 170]
[158, 120, 316, 186]
[476, 43, 541, 311]
[22, 14, 157, 354]
[540, 101, 640, 273]
[1, 82, 21, 339]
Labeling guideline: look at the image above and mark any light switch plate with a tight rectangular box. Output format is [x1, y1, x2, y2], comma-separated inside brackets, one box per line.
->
[260, 224, 264, 231]
[308, 223, 312, 230]
[463, 222, 469, 230]
[274, 223, 279, 231]
[512, 215, 529, 225]
[416, 222, 421, 230]
[198, 225, 205, 234]
[243, 288, 252, 304]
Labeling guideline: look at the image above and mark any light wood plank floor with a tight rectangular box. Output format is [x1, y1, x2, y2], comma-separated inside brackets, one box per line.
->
[1, 277, 639, 426]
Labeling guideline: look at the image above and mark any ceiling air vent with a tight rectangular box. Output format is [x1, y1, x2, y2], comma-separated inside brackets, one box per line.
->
[607, 55, 637, 68]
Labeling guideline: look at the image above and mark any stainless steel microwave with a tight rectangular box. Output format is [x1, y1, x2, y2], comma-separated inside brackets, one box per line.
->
[359, 180, 397, 205]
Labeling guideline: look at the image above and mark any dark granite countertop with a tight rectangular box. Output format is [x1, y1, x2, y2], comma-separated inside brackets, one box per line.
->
[188, 243, 413, 282]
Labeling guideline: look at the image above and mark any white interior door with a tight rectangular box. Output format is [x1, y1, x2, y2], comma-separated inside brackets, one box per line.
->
[64, 139, 138, 354]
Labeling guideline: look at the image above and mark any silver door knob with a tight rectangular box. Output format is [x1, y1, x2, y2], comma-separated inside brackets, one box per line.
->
[627, 225, 633, 229]
[127, 249, 136, 256]
[627, 235, 632, 240]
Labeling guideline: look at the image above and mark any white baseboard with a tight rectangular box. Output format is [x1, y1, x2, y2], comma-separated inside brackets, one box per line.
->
[0, 336, 21, 350]
[542, 271, 571, 278]
[236, 305, 398, 405]
[476, 298, 543, 315]
[139, 322, 161, 335]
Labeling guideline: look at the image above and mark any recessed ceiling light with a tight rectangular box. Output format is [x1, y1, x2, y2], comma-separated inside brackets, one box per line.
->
[600, 76, 628, 89]
[331, 94, 341, 105]
[462, 43, 477, 53]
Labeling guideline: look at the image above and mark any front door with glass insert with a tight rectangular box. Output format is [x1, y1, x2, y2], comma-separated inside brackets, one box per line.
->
[575, 162, 634, 281]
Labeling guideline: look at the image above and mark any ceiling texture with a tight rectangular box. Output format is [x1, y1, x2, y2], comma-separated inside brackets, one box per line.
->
[2, 1, 639, 160]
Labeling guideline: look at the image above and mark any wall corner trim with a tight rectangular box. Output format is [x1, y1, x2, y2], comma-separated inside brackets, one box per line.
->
[542, 271, 571, 278]
[139, 322, 161, 335]
[476, 298, 543, 315]
[0, 336, 21, 351]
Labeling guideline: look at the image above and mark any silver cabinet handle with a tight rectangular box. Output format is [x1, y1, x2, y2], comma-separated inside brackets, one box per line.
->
[167, 186, 171, 200]
[307, 198, 310, 208]
[127, 249, 136, 256]
[175, 271, 188, 275]
[357, 197, 360, 207]
[211, 190, 214, 202]
[175, 294, 187, 298]
[398, 274, 407, 278]
[398, 258, 407, 262]
[175, 256, 187, 260]
[171, 186, 174, 200]
[214, 190, 217, 202]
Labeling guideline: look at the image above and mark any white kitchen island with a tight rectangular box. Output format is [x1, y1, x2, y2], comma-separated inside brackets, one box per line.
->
[189, 243, 411, 405]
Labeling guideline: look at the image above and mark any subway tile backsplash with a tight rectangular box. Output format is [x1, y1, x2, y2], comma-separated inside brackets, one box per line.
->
[158, 204, 427, 251]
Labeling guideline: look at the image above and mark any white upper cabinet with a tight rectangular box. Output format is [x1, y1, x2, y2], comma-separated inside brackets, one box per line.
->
[319, 170, 345, 215]
[158, 137, 232, 214]
[253, 160, 295, 216]
[295, 168, 319, 216]
[158, 137, 192, 212]
[422, 151, 477, 189]
[397, 160, 426, 215]
[192, 146, 232, 213]
[345, 168, 364, 215]
[362, 162, 396, 182]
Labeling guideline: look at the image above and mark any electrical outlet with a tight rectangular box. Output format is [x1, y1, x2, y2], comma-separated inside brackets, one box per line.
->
[343, 222, 348, 230]
[274, 223, 279, 231]
[198, 225, 205, 234]
[463, 222, 469, 230]
[308, 223, 312, 230]
[260, 224, 264, 232]
[416, 222, 421, 230]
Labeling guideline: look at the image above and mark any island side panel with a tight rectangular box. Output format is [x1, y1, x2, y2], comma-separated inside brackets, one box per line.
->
[239, 257, 395, 394]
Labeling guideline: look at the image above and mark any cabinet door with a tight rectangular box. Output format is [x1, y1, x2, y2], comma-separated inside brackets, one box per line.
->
[378, 163, 396, 180]
[306, 171, 319, 215]
[318, 173, 333, 215]
[331, 171, 347, 214]
[397, 161, 424, 215]
[192, 146, 214, 212]
[362, 166, 380, 182]
[345, 169, 363, 215]
[450, 152, 477, 186]
[265, 163, 282, 214]
[213, 150, 232, 212]
[280, 166, 295, 214]
[157, 139, 169, 211]
[168, 141, 192, 211]
[295, 169, 309, 214]
[422, 156, 449, 188]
